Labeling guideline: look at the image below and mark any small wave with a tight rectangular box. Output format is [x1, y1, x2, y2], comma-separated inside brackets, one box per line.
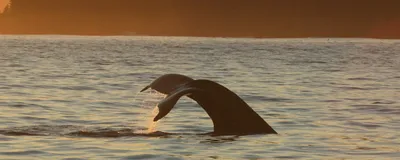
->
[351, 104, 400, 115]
[20, 116, 48, 121]
[66, 130, 171, 138]
[0, 125, 174, 138]
[121, 154, 168, 160]
[0, 131, 45, 136]
[345, 121, 382, 129]
[319, 99, 342, 103]
[59, 86, 97, 91]
[356, 146, 376, 150]
[372, 101, 396, 105]
[338, 86, 379, 91]
[5, 102, 50, 109]
[200, 136, 238, 144]
[62, 158, 87, 160]
[242, 95, 292, 102]
[6, 64, 25, 67]
[6, 84, 26, 88]
[347, 77, 376, 81]
[1, 150, 46, 155]
[286, 60, 328, 66]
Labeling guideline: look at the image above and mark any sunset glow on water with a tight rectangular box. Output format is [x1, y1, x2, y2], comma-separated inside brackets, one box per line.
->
[0, 35, 399, 159]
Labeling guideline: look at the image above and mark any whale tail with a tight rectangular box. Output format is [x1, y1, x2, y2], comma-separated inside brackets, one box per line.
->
[143, 74, 277, 135]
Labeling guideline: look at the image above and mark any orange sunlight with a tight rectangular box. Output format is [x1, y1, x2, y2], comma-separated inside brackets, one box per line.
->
[0, 0, 399, 38]
[0, 0, 9, 13]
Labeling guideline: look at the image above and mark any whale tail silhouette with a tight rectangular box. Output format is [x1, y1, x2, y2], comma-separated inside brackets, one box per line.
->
[141, 74, 277, 135]
[140, 74, 194, 94]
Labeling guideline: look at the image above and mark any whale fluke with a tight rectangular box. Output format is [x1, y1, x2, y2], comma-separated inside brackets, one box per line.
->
[142, 74, 277, 136]
[140, 74, 194, 94]
[154, 87, 203, 122]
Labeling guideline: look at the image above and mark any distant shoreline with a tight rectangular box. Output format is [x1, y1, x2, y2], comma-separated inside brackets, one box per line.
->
[0, 33, 399, 40]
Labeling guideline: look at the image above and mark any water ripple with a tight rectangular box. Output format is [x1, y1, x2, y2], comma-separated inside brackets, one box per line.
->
[1, 150, 46, 155]
[1, 36, 399, 159]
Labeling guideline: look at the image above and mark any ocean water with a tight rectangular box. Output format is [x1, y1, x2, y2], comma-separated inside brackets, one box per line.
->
[0, 35, 399, 160]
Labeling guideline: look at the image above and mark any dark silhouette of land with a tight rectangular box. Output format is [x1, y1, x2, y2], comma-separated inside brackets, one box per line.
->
[0, 0, 399, 38]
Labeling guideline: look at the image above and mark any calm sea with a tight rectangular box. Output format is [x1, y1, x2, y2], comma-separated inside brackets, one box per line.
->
[0, 35, 399, 160]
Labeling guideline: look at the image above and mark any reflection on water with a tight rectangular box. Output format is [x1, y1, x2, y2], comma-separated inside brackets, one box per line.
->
[0, 36, 399, 159]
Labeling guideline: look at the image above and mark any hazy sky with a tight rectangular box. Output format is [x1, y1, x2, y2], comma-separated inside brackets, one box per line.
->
[0, 0, 398, 38]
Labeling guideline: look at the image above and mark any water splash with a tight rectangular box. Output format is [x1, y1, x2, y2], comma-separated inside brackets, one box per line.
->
[134, 89, 166, 133]
[147, 107, 159, 133]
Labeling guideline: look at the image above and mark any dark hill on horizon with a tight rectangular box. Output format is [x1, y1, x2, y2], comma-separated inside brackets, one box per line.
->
[0, 0, 399, 38]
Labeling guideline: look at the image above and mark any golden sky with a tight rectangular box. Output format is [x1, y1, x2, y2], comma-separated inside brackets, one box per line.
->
[0, 0, 398, 38]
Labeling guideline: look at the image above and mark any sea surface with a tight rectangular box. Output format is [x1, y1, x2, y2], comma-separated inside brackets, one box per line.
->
[0, 35, 399, 160]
